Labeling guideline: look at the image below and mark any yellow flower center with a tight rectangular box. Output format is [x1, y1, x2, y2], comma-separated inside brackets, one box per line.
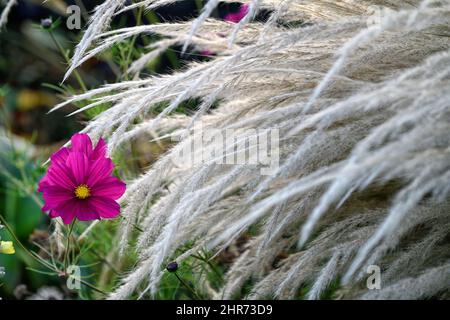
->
[74, 184, 91, 199]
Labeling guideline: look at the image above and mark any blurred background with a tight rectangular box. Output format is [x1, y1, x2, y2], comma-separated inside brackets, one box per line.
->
[0, 0, 270, 299]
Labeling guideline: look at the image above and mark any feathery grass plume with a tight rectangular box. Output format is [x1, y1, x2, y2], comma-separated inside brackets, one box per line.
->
[0, 0, 17, 29]
[55, 0, 450, 299]
[63, 0, 126, 82]
[361, 262, 450, 299]
[181, 0, 219, 53]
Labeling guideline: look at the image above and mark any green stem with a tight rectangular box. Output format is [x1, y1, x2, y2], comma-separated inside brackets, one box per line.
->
[78, 277, 108, 296]
[145, 10, 180, 71]
[0, 214, 107, 296]
[0, 214, 37, 262]
[195, 0, 203, 12]
[174, 272, 201, 300]
[192, 254, 222, 279]
[63, 220, 76, 272]
[49, 31, 88, 92]
[91, 248, 120, 275]
[0, 163, 43, 208]
[124, 6, 143, 79]
[119, 215, 144, 232]
[0, 214, 56, 271]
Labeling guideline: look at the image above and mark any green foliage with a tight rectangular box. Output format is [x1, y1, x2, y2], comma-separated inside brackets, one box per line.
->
[0, 2, 229, 301]
[0, 137, 48, 296]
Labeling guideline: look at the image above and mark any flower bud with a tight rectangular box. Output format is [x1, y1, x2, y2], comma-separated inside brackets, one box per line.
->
[41, 18, 53, 29]
[166, 261, 178, 272]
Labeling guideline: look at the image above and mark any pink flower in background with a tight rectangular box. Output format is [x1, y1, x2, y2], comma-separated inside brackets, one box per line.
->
[38, 133, 126, 224]
[224, 4, 249, 23]
[199, 4, 249, 57]
[200, 49, 214, 57]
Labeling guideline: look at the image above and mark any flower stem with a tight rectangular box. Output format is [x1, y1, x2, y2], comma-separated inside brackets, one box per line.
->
[173, 272, 201, 300]
[192, 253, 222, 279]
[0, 213, 107, 296]
[123, 6, 143, 80]
[48, 30, 88, 92]
[0, 214, 57, 271]
[77, 277, 108, 296]
[63, 220, 76, 272]
[0, 215, 30, 258]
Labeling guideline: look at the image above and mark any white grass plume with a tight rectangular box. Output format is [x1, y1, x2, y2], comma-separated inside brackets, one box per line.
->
[54, 0, 450, 300]
[63, 0, 126, 82]
[0, 0, 17, 29]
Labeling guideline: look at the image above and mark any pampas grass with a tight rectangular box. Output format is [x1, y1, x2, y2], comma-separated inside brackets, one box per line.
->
[52, 0, 450, 299]
[0, 0, 17, 29]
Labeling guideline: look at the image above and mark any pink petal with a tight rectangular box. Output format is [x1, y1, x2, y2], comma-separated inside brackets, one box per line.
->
[42, 203, 51, 212]
[38, 175, 50, 192]
[224, 4, 249, 23]
[45, 161, 77, 190]
[73, 200, 100, 221]
[86, 156, 114, 187]
[71, 133, 93, 156]
[91, 176, 126, 200]
[91, 138, 107, 160]
[42, 185, 74, 209]
[67, 152, 90, 185]
[89, 196, 121, 219]
[50, 147, 70, 164]
[55, 199, 78, 224]
[60, 211, 76, 224]
[48, 210, 60, 218]
[200, 49, 214, 56]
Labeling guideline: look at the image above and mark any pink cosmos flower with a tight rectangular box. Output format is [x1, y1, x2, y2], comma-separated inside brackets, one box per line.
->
[199, 4, 249, 57]
[224, 4, 249, 23]
[200, 49, 214, 57]
[38, 133, 126, 224]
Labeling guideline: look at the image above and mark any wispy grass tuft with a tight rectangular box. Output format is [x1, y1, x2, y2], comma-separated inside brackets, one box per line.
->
[50, 0, 450, 300]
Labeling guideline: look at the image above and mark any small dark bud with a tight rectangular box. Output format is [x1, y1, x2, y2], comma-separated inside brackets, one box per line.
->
[41, 18, 53, 29]
[166, 261, 178, 272]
